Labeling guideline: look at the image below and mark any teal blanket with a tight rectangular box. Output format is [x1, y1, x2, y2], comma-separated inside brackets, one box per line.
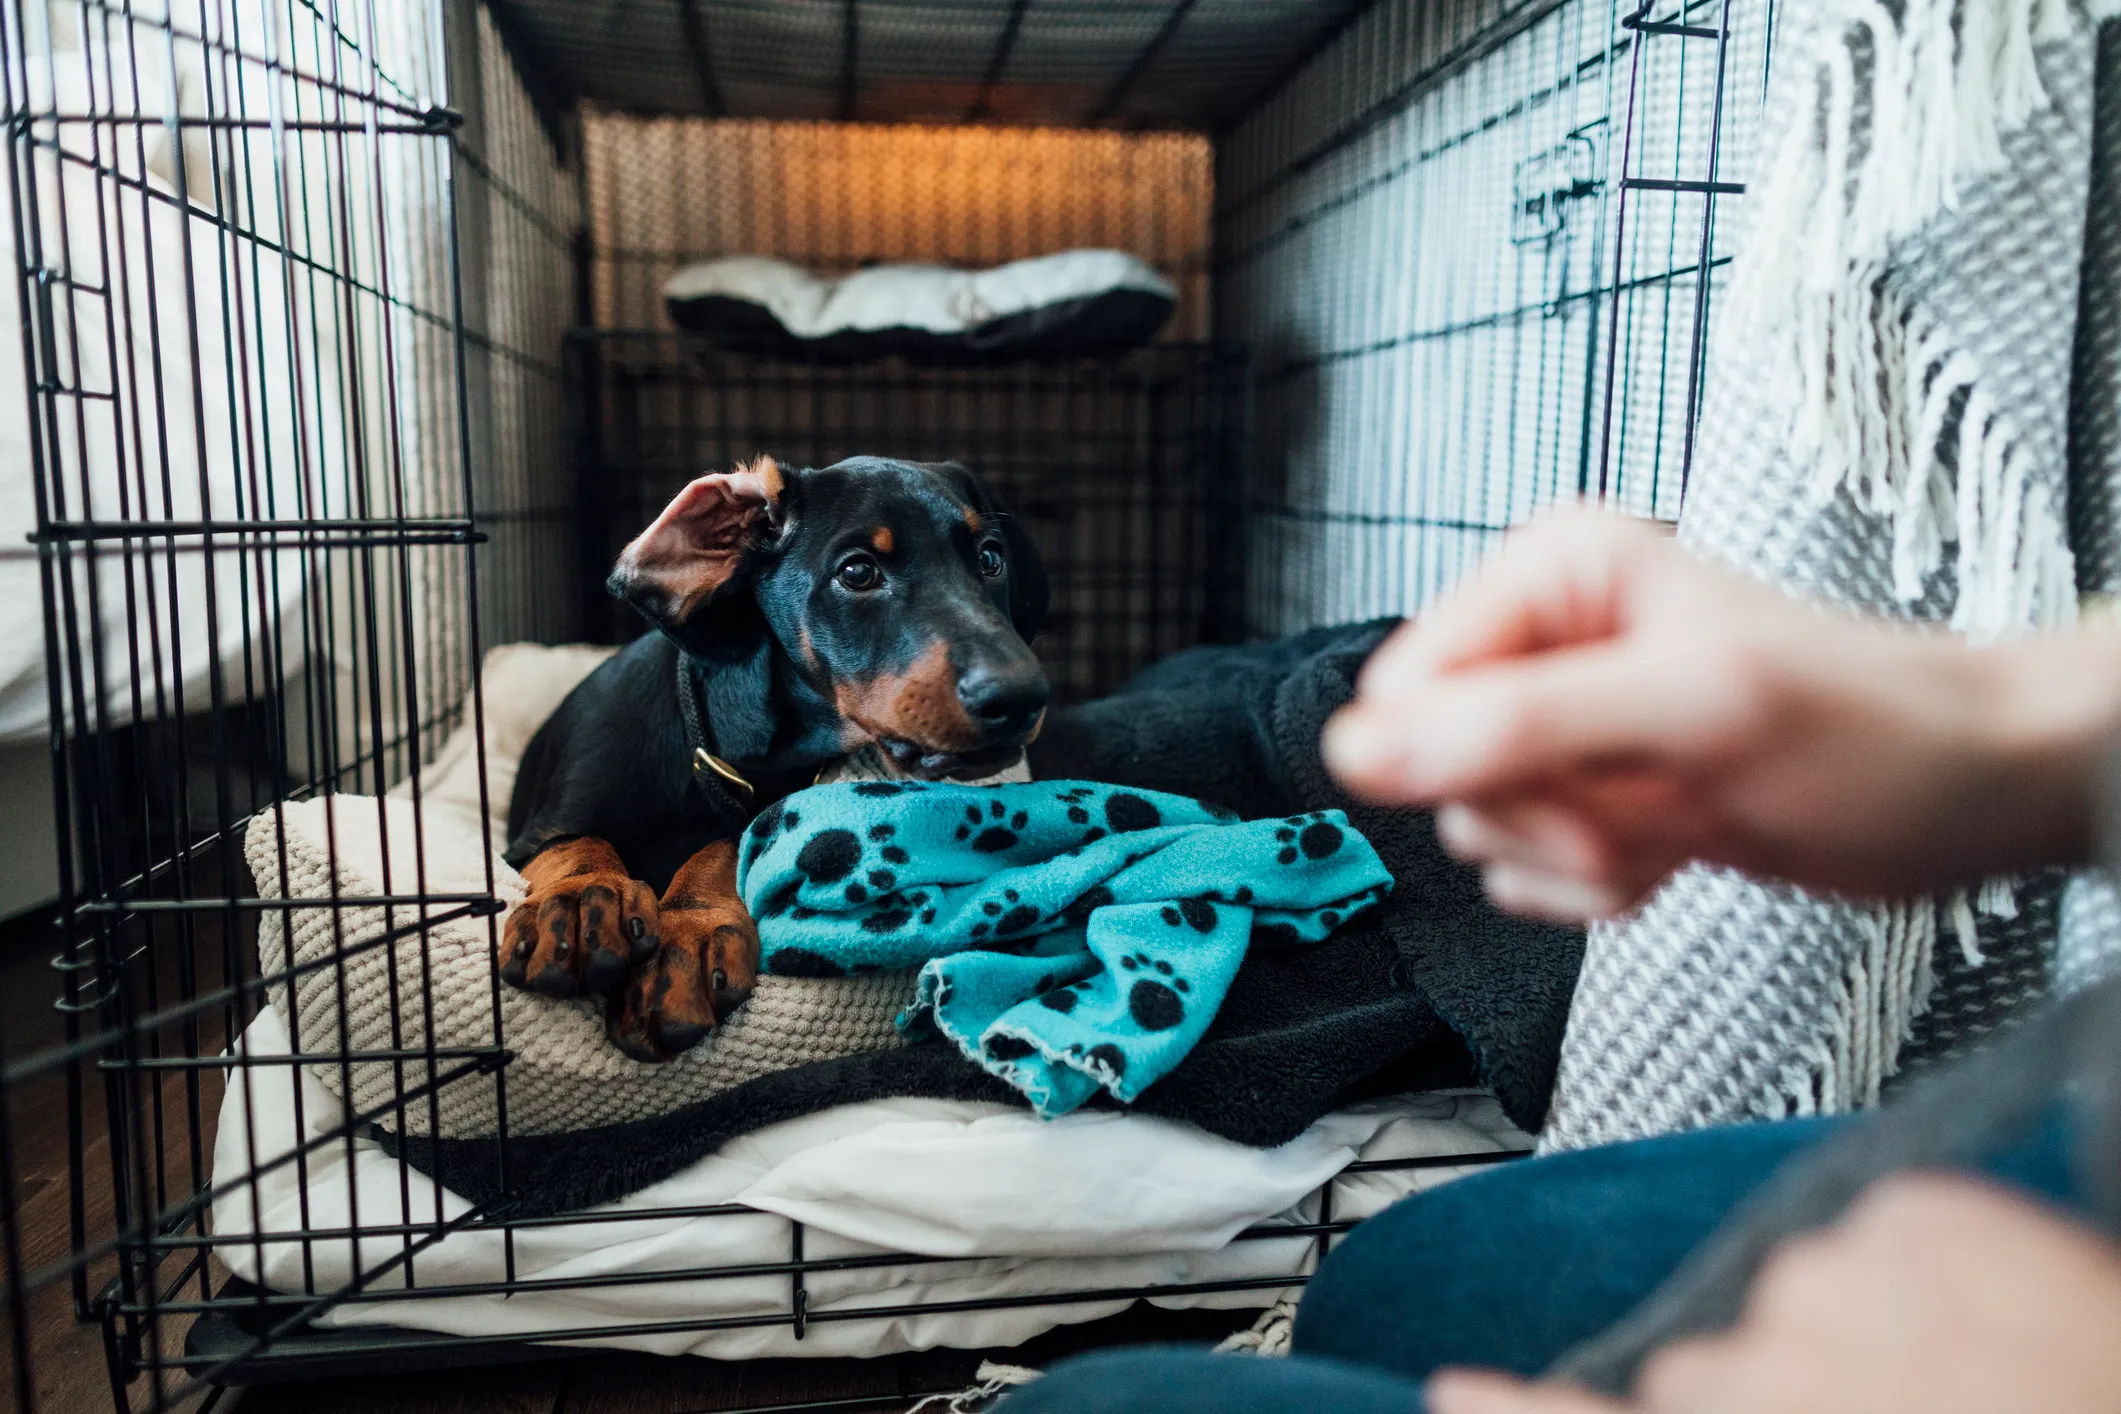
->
[738, 780, 1392, 1117]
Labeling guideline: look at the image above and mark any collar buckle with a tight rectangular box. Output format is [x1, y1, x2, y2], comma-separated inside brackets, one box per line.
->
[693, 747, 756, 801]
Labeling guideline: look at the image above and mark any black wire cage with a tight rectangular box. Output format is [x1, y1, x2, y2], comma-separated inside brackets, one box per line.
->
[569, 335, 1250, 701]
[0, 0, 1770, 1408]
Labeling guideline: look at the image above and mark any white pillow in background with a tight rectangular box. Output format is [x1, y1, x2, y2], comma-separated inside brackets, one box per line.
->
[664, 250, 1177, 360]
[214, 1001, 1530, 1360]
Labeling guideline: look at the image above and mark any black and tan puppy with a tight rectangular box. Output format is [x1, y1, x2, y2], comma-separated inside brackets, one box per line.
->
[502, 454, 1050, 1060]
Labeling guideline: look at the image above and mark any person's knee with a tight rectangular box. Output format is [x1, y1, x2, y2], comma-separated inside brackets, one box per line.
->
[1294, 1121, 1845, 1381]
[997, 1348, 1231, 1414]
[1295, 1176, 1487, 1372]
[1294, 1145, 1678, 1376]
[997, 1346, 1422, 1414]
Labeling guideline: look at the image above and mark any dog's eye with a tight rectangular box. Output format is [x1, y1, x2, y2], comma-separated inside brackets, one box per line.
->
[977, 543, 1006, 579]
[836, 555, 882, 592]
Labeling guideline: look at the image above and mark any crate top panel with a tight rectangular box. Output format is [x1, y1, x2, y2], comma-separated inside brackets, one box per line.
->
[486, 0, 1373, 129]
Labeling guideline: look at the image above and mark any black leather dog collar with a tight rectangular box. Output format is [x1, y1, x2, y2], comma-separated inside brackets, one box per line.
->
[674, 655, 757, 828]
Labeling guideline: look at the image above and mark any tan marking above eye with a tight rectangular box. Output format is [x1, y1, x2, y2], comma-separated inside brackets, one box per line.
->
[870, 526, 895, 554]
[962, 507, 984, 533]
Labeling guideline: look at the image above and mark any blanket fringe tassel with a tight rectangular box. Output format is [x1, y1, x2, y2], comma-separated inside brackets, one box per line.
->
[906, 1362, 1043, 1414]
[1813, 879, 2023, 1114]
[901, 1302, 1301, 1412]
[1717, 0, 2114, 1122]
[1722, 0, 2119, 641]
[1213, 1298, 1300, 1356]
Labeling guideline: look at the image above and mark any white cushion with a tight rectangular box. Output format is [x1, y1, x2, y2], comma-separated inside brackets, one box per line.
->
[248, 642, 910, 1140]
[664, 250, 1176, 359]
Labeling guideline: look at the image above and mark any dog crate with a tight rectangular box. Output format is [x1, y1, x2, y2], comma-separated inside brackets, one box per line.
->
[0, 0, 1774, 1407]
[568, 336, 1248, 701]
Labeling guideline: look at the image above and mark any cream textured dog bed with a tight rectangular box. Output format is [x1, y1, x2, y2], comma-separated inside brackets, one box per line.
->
[247, 643, 935, 1139]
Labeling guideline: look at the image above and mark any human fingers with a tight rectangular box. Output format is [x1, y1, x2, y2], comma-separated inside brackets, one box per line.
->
[1633, 1332, 1789, 1413]
[1358, 510, 1661, 699]
[1426, 1368, 1631, 1414]
[1832, 1171, 2043, 1247]
[1437, 779, 1709, 908]
[1328, 637, 1735, 804]
[1480, 863, 1636, 922]
[1435, 798, 1612, 876]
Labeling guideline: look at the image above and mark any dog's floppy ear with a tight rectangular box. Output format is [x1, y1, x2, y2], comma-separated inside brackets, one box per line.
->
[919, 460, 1048, 640]
[608, 456, 786, 651]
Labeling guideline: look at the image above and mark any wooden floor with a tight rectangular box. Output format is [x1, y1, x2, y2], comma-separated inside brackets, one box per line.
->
[0, 914, 1253, 1414]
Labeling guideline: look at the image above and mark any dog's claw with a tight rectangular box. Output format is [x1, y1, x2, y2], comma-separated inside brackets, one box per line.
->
[509, 843, 759, 1061]
[499, 934, 534, 989]
[501, 870, 659, 1002]
[604, 910, 759, 1062]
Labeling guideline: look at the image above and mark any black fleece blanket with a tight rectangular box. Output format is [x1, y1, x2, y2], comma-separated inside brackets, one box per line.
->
[388, 622, 1584, 1217]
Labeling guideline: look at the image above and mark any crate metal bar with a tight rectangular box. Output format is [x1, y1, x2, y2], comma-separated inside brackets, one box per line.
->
[1620, 176, 1745, 193]
[1678, 0, 1740, 482]
[75, 892, 500, 914]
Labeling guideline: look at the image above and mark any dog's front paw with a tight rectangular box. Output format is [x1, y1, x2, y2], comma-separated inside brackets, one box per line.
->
[501, 840, 660, 999]
[604, 898, 759, 1061]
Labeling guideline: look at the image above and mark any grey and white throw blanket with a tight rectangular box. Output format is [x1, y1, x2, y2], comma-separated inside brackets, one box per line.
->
[1542, 0, 2121, 1152]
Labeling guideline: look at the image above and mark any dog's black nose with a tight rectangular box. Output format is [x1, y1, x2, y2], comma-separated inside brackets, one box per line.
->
[957, 666, 1049, 729]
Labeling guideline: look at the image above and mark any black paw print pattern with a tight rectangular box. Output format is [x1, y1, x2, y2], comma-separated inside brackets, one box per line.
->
[968, 887, 1052, 951]
[1271, 812, 1346, 867]
[934, 897, 1242, 1113]
[1115, 947, 1193, 1030]
[743, 798, 799, 871]
[887, 799, 1394, 1117]
[747, 781, 1332, 988]
[951, 798, 1035, 853]
[1246, 881, 1394, 950]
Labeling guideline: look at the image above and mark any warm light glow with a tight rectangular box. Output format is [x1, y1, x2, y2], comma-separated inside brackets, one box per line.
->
[583, 113, 1213, 337]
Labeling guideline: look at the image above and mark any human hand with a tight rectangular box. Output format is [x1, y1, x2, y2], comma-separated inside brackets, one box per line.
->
[1423, 1172, 2121, 1414]
[1323, 509, 2121, 920]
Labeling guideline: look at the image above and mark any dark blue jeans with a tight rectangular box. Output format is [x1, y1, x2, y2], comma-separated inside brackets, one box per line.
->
[1000, 1110, 2080, 1414]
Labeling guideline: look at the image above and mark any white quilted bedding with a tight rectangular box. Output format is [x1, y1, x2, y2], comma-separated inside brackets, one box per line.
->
[216, 640, 1532, 1359]
[211, 1001, 1529, 1360]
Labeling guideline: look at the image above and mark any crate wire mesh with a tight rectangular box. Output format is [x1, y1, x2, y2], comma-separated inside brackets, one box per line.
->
[0, 0, 1780, 1407]
[1219, 0, 1773, 636]
[450, 0, 579, 651]
[477, 0, 1380, 130]
[572, 337, 1248, 703]
[0, 0, 571, 1405]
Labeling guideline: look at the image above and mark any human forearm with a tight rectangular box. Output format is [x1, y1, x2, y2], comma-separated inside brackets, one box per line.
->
[1967, 629, 2121, 874]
